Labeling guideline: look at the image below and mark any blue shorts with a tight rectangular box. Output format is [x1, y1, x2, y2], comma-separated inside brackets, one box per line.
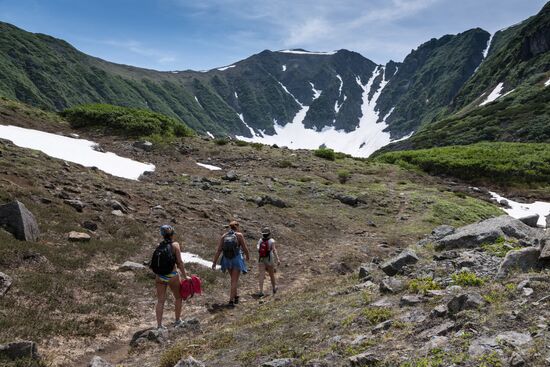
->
[220, 254, 247, 273]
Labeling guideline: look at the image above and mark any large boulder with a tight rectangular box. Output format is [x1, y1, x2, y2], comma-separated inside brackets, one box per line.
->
[447, 293, 485, 314]
[519, 214, 539, 228]
[497, 247, 542, 278]
[89, 356, 113, 367]
[380, 249, 419, 276]
[0, 272, 12, 296]
[436, 215, 539, 250]
[0, 341, 40, 360]
[0, 201, 40, 241]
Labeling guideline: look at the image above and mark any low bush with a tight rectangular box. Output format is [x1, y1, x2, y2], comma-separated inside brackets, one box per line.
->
[314, 147, 336, 161]
[451, 270, 485, 286]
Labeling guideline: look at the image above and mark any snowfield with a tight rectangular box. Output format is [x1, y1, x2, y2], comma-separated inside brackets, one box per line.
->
[236, 67, 400, 157]
[489, 192, 550, 227]
[0, 125, 155, 180]
[480, 83, 504, 106]
[277, 50, 337, 55]
[196, 162, 222, 171]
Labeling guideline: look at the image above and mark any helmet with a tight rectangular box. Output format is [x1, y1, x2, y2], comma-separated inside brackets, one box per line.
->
[160, 225, 174, 237]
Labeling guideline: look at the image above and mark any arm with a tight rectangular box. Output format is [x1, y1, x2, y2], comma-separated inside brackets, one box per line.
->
[272, 241, 281, 265]
[212, 236, 223, 269]
[238, 233, 250, 261]
[172, 242, 188, 278]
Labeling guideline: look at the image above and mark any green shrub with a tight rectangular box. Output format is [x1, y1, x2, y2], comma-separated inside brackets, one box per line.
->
[214, 138, 229, 145]
[362, 307, 393, 325]
[62, 104, 193, 138]
[481, 236, 521, 257]
[451, 270, 484, 286]
[314, 147, 336, 161]
[234, 140, 249, 146]
[337, 169, 351, 184]
[278, 160, 294, 168]
[408, 277, 441, 294]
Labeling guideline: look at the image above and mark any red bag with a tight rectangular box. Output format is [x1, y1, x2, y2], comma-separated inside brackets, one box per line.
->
[180, 275, 202, 300]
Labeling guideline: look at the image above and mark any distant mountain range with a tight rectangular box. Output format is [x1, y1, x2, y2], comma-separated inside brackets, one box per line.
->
[0, 1, 549, 156]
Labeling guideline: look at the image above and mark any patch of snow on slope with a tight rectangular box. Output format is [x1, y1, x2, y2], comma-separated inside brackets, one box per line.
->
[182, 252, 219, 269]
[480, 83, 504, 106]
[277, 50, 337, 55]
[282, 65, 287, 72]
[545, 78, 550, 87]
[206, 131, 215, 139]
[196, 162, 222, 171]
[217, 65, 236, 71]
[483, 33, 494, 58]
[0, 125, 154, 180]
[234, 91, 238, 99]
[236, 67, 395, 157]
[237, 113, 258, 137]
[489, 192, 550, 227]
[310, 82, 322, 99]
[334, 75, 344, 113]
[194, 96, 203, 108]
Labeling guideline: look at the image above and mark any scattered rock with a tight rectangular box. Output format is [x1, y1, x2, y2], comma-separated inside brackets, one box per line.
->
[519, 214, 539, 228]
[130, 328, 165, 347]
[0, 200, 40, 241]
[223, 170, 238, 181]
[0, 341, 40, 360]
[380, 249, 419, 276]
[81, 221, 98, 231]
[468, 336, 498, 357]
[431, 225, 455, 239]
[88, 356, 113, 367]
[174, 356, 205, 367]
[539, 241, 550, 260]
[371, 297, 394, 308]
[261, 358, 297, 367]
[334, 194, 358, 207]
[0, 272, 12, 297]
[111, 210, 125, 217]
[509, 352, 525, 367]
[358, 263, 377, 281]
[418, 321, 455, 339]
[133, 141, 153, 151]
[118, 261, 146, 272]
[379, 277, 405, 293]
[255, 195, 288, 208]
[348, 352, 380, 367]
[68, 231, 91, 242]
[447, 293, 484, 314]
[495, 331, 532, 348]
[424, 336, 449, 351]
[64, 199, 86, 212]
[400, 295, 423, 307]
[372, 320, 392, 334]
[109, 200, 128, 213]
[431, 304, 448, 317]
[497, 247, 541, 278]
[330, 262, 353, 275]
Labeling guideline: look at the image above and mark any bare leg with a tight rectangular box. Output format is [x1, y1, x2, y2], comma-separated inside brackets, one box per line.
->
[267, 265, 276, 290]
[155, 279, 168, 327]
[258, 263, 266, 293]
[168, 275, 182, 321]
[230, 268, 240, 301]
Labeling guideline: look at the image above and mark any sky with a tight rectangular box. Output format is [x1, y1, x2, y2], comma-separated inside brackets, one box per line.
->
[0, 0, 547, 71]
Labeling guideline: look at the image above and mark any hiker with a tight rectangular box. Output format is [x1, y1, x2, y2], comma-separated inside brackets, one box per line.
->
[212, 220, 250, 307]
[150, 225, 189, 330]
[256, 227, 281, 297]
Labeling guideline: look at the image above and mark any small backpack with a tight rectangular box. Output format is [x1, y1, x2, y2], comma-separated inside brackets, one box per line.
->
[258, 238, 271, 258]
[222, 230, 239, 259]
[150, 240, 176, 275]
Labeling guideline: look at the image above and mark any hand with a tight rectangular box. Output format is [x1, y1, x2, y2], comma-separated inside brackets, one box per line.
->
[185, 275, 191, 280]
[277, 260, 281, 266]
[211, 263, 216, 270]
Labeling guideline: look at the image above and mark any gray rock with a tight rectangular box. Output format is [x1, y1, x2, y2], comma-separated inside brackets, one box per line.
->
[539, 241, 550, 260]
[371, 297, 394, 308]
[0, 272, 12, 297]
[400, 295, 423, 307]
[174, 356, 205, 367]
[418, 321, 455, 339]
[64, 199, 86, 212]
[111, 210, 125, 217]
[519, 214, 540, 228]
[431, 304, 448, 317]
[81, 221, 98, 231]
[431, 225, 455, 239]
[223, 170, 238, 181]
[118, 261, 146, 272]
[372, 320, 392, 334]
[379, 277, 405, 293]
[497, 247, 541, 278]
[109, 200, 128, 213]
[349, 352, 380, 367]
[447, 293, 484, 314]
[130, 328, 165, 347]
[436, 215, 538, 250]
[0, 341, 39, 360]
[358, 264, 376, 281]
[509, 352, 525, 367]
[350, 334, 370, 346]
[424, 336, 449, 351]
[256, 196, 287, 208]
[88, 356, 113, 367]
[468, 336, 498, 357]
[495, 331, 532, 347]
[0, 200, 40, 241]
[133, 141, 153, 151]
[68, 231, 91, 242]
[261, 358, 297, 367]
[334, 194, 358, 207]
[380, 249, 419, 276]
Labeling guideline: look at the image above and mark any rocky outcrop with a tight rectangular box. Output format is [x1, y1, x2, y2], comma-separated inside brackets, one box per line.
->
[0, 341, 40, 360]
[255, 196, 288, 208]
[0, 272, 12, 297]
[447, 292, 485, 314]
[0, 200, 40, 241]
[497, 247, 542, 278]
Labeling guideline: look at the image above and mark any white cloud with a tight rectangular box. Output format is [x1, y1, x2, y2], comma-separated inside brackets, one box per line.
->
[97, 39, 176, 65]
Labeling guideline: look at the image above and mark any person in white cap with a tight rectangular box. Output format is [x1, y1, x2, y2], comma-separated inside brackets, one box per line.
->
[256, 226, 281, 297]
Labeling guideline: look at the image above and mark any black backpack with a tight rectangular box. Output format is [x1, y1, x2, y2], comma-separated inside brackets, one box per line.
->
[150, 240, 176, 275]
[222, 230, 239, 259]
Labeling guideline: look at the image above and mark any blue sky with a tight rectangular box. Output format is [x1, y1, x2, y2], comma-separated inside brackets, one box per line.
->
[0, 0, 547, 71]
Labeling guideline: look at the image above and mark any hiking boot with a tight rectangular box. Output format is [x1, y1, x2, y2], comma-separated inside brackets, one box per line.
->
[254, 291, 265, 298]
[157, 325, 167, 331]
[272, 286, 278, 295]
[173, 319, 184, 328]
[227, 300, 236, 308]
[234, 296, 240, 304]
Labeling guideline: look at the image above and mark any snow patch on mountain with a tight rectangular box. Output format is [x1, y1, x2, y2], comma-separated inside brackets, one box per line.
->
[282, 65, 287, 71]
[206, 131, 215, 139]
[217, 65, 236, 71]
[310, 82, 322, 99]
[545, 78, 550, 87]
[482, 33, 494, 58]
[480, 83, 504, 106]
[194, 96, 203, 109]
[237, 67, 397, 157]
[489, 192, 550, 227]
[278, 49, 337, 55]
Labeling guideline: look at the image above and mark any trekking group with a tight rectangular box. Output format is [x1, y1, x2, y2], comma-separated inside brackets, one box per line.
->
[150, 221, 281, 329]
